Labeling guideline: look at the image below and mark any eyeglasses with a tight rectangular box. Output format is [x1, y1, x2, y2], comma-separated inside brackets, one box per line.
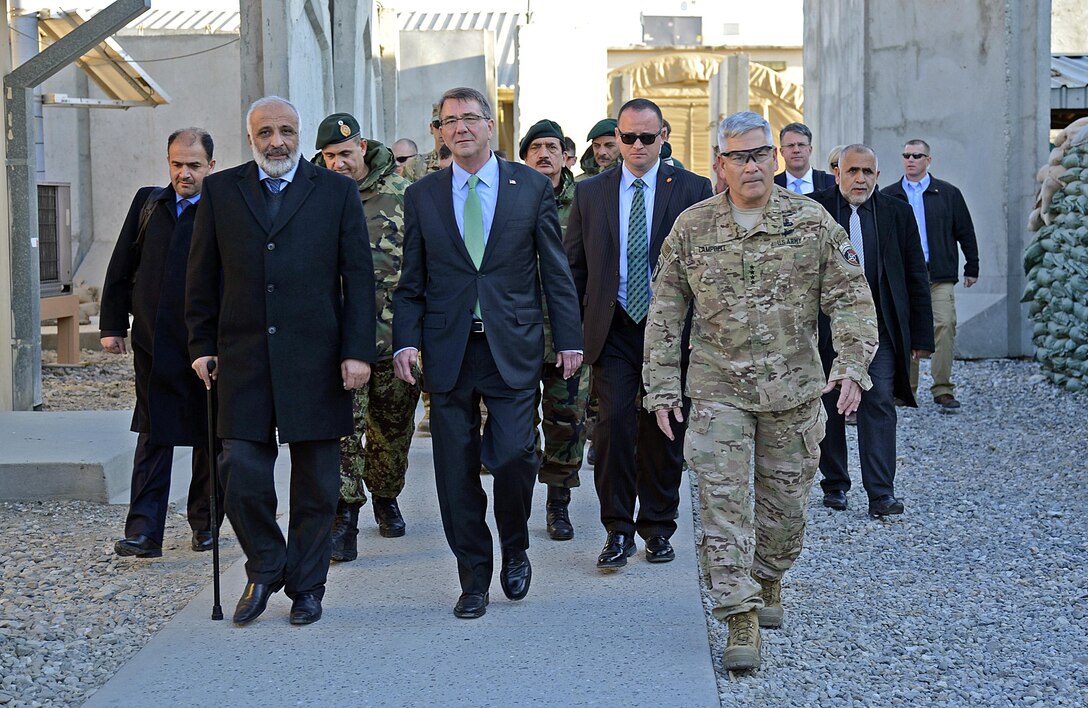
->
[720, 146, 775, 166]
[617, 130, 661, 146]
[394, 154, 418, 164]
[902, 152, 929, 160]
[439, 114, 488, 129]
[781, 142, 811, 150]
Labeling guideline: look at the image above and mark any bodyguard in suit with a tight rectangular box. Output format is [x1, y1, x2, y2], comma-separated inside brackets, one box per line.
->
[186, 96, 375, 626]
[811, 144, 934, 518]
[773, 122, 836, 195]
[565, 98, 713, 570]
[393, 87, 583, 619]
[101, 128, 223, 558]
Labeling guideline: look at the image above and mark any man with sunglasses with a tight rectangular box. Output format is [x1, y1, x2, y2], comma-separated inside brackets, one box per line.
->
[643, 112, 877, 671]
[419, 103, 446, 175]
[394, 87, 582, 620]
[772, 122, 836, 195]
[566, 98, 712, 572]
[882, 139, 979, 413]
[311, 113, 419, 561]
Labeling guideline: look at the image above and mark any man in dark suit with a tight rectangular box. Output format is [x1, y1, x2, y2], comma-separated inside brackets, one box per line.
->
[186, 96, 375, 626]
[393, 87, 582, 619]
[811, 144, 934, 517]
[101, 128, 223, 558]
[773, 122, 836, 195]
[565, 98, 713, 570]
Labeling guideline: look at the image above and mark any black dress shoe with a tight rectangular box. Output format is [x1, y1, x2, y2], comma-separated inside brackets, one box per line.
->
[644, 536, 675, 563]
[233, 579, 284, 625]
[596, 531, 636, 570]
[114, 535, 163, 558]
[372, 496, 406, 538]
[453, 592, 489, 619]
[823, 490, 848, 511]
[289, 593, 323, 625]
[191, 530, 213, 552]
[499, 552, 532, 600]
[868, 495, 905, 517]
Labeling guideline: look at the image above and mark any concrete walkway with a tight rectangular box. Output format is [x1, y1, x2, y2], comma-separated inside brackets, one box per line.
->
[79, 429, 719, 706]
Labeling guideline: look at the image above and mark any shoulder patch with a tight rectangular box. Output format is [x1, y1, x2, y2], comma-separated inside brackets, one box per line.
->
[660, 239, 674, 262]
[839, 241, 861, 267]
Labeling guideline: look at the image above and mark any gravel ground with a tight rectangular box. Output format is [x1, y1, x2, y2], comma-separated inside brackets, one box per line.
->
[41, 349, 134, 412]
[696, 358, 1088, 705]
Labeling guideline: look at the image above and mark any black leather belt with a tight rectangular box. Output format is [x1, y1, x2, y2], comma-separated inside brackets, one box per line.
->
[470, 320, 485, 335]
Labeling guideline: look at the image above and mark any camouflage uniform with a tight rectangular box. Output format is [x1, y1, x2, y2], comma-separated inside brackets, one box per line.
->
[643, 187, 878, 619]
[576, 150, 619, 183]
[537, 167, 589, 487]
[333, 140, 422, 504]
[420, 149, 443, 175]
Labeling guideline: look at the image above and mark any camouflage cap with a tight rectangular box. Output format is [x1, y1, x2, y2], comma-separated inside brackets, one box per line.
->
[587, 118, 618, 141]
[518, 119, 565, 159]
[315, 112, 360, 150]
[430, 102, 442, 128]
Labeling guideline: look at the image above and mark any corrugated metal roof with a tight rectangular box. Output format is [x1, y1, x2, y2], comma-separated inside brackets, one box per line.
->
[1052, 55, 1088, 110]
[117, 9, 241, 35]
[399, 11, 523, 88]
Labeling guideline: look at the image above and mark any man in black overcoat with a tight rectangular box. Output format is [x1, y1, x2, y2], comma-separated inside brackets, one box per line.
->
[101, 128, 223, 558]
[186, 96, 375, 626]
[811, 144, 933, 518]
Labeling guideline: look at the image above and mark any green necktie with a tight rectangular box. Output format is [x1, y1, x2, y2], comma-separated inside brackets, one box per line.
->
[626, 178, 650, 323]
[464, 174, 485, 319]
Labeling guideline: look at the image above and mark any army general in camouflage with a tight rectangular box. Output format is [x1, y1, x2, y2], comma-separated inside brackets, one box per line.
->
[642, 111, 878, 672]
[520, 119, 590, 541]
[313, 112, 421, 561]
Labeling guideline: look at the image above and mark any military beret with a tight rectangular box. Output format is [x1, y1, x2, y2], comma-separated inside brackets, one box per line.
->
[587, 118, 618, 141]
[518, 119, 565, 159]
[315, 112, 360, 150]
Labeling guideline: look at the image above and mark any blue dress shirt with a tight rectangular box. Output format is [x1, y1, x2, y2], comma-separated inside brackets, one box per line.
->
[617, 159, 659, 310]
[902, 174, 931, 262]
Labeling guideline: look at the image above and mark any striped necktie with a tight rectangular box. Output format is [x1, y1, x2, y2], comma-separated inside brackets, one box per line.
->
[625, 178, 650, 323]
[849, 205, 865, 268]
[464, 174, 485, 319]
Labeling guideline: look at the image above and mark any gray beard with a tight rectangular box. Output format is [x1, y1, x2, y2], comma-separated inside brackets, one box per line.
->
[252, 144, 301, 178]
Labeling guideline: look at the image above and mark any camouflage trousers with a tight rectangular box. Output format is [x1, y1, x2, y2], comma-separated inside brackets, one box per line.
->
[339, 358, 421, 504]
[534, 363, 590, 488]
[686, 397, 826, 620]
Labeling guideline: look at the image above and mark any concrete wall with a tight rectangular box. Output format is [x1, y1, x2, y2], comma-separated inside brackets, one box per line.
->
[45, 34, 243, 291]
[397, 30, 496, 152]
[1052, 0, 1088, 53]
[515, 21, 608, 162]
[804, 0, 1050, 359]
[1, 0, 13, 410]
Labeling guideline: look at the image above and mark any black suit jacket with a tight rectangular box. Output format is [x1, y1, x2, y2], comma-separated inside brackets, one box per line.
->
[774, 168, 837, 192]
[881, 175, 979, 284]
[812, 187, 934, 405]
[101, 186, 206, 447]
[392, 158, 582, 393]
[565, 161, 713, 364]
[186, 159, 375, 443]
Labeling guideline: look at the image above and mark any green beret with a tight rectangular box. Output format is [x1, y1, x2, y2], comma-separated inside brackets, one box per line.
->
[315, 112, 360, 150]
[587, 118, 618, 141]
[518, 119, 565, 159]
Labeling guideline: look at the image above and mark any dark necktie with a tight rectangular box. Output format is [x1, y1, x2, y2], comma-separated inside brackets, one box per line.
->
[176, 199, 190, 217]
[264, 178, 285, 194]
[264, 178, 285, 221]
[625, 178, 650, 323]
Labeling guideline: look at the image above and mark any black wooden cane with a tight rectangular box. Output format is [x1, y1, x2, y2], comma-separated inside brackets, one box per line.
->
[206, 360, 224, 621]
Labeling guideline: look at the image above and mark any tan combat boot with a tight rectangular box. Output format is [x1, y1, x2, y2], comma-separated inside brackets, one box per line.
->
[754, 575, 783, 628]
[723, 608, 761, 671]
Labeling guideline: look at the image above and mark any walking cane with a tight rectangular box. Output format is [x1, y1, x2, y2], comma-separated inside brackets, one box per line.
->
[206, 359, 224, 621]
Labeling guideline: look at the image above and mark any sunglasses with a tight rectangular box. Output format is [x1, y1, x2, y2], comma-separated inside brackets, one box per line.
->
[395, 154, 418, 164]
[618, 130, 661, 146]
[902, 152, 929, 160]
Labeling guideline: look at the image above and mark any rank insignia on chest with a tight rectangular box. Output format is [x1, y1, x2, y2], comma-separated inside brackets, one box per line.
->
[839, 241, 861, 267]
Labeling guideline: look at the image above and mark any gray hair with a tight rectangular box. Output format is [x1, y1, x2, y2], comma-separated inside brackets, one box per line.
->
[245, 95, 300, 136]
[439, 87, 492, 120]
[841, 143, 879, 170]
[717, 111, 773, 151]
[827, 144, 845, 171]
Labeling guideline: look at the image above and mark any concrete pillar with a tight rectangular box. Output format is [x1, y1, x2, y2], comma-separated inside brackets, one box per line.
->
[1, 0, 14, 410]
[710, 54, 750, 146]
[609, 74, 633, 118]
[803, 0, 1050, 358]
[375, 4, 400, 143]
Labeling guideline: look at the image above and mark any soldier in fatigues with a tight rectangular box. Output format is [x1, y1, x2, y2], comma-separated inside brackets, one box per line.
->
[418, 103, 446, 176]
[313, 113, 421, 560]
[643, 112, 878, 671]
[520, 119, 590, 540]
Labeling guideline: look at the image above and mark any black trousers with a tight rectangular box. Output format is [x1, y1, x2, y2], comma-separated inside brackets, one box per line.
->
[220, 437, 340, 599]
[592, 308, 687, 539]
[429, 334, 539, 595]
[124, 433, 222, 546]
[819, 329, 898, 500]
